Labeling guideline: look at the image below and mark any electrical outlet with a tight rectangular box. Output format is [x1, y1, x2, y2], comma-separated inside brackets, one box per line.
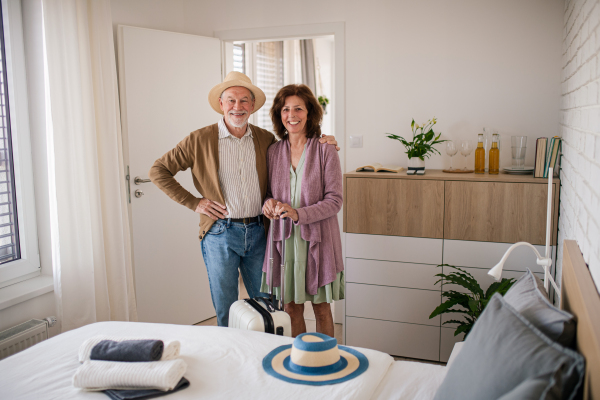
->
[349, 135, 363, 148]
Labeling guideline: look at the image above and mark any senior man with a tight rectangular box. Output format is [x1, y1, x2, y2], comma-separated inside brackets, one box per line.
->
[149, 72, 338, 327]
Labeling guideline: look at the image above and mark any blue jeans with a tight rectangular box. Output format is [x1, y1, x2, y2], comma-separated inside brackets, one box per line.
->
[200, 218, 267, 327]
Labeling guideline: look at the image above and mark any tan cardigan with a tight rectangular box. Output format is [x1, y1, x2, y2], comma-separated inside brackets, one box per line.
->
[149, 123, 277, 240]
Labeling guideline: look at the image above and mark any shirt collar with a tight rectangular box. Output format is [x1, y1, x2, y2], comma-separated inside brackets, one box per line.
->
[218, 117, 253, 139]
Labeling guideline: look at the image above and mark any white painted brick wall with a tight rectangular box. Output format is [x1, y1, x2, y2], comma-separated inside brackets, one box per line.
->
[558, 0, 600, 293]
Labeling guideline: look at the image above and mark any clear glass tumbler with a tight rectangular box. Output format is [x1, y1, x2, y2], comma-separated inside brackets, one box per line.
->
[511, 136, 527, 169]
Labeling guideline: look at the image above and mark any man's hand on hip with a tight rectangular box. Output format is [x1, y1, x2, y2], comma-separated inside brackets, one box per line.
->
[319, 134, 340, 151]
[195, 198, 228, 220]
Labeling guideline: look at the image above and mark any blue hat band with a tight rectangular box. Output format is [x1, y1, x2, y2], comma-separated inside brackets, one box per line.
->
[284, 355, 348, 375]
[293, 333, 337, 352]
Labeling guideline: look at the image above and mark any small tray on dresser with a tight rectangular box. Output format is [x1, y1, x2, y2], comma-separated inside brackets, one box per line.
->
[502, 166, 534, 175]
[442, 169, 473, 173]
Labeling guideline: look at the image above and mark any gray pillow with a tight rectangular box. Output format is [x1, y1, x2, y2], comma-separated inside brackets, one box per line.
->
[504, 269, 576, 347]
[497, 370, 562, 400]
[433, 294, 584, 400]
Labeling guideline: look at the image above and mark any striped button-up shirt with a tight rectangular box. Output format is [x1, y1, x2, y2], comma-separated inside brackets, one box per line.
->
[217, 118, 263, 219]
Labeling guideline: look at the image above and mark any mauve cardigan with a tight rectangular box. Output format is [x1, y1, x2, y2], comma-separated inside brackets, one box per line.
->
[262, 137, 344, 295]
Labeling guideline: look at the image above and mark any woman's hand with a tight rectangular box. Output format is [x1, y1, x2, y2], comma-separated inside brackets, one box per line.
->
[275, 202, 299, 222]
[262, 199, 278, 220]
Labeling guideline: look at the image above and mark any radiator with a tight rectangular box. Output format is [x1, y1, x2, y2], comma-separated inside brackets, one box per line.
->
[0, 318, 55, 360]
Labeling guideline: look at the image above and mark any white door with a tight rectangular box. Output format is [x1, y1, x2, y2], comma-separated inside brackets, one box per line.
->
[117, 26, 221, 324]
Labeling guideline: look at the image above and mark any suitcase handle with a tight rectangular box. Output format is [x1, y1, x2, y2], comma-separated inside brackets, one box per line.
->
[268, 217, 287, 311]
[280, 217, 287, 312]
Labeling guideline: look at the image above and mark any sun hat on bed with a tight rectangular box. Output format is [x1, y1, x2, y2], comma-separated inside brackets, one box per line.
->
[262, 332, 369, 386]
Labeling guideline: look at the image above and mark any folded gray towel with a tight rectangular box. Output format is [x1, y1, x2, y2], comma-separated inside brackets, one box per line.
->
[103, 377, 189, 400]
[91, 340, 164, 362]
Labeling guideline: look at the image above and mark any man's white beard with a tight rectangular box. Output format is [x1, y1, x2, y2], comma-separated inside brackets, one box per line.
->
[227, 112, 249, 128]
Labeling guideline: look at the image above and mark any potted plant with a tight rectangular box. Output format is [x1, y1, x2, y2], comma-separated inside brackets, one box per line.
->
[429, 264, 516, 338]
[386, 117, 446, 174]
[318, 95, 329, 114]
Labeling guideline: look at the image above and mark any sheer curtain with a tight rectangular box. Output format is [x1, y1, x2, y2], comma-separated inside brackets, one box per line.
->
[42, 0, 137, 332]
[299, 39, 317, 96]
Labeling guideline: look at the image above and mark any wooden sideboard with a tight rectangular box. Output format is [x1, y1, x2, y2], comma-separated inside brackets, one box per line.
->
[343, 170, 560, 362]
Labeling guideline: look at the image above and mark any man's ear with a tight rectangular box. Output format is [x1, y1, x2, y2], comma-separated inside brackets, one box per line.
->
[219, 97, 225, 113]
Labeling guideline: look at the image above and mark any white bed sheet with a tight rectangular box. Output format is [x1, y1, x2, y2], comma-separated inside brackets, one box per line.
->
[0, 321, 395, 400]
[371, 360, 447, 400]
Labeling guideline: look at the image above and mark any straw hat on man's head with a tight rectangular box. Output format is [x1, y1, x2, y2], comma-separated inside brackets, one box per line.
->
[208, 71, 266, 115]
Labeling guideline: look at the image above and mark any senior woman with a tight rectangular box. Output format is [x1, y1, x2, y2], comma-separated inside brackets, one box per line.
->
[261, 84, 344, 338]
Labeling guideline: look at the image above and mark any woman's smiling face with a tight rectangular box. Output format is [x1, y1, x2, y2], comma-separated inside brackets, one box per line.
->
[281, 95, 308, 136]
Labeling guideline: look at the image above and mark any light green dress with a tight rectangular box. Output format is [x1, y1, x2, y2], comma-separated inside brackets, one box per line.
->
[260, 145, 345, 304]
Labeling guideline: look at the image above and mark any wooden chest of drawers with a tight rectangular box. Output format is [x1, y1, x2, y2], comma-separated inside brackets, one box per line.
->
[343, 170, 559, 362]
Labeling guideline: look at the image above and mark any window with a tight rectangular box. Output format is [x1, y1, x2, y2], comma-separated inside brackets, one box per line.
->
[0, 0, 40, 288]
[253, 42, 283, 131]
[0, 2, 20, 265]
[233, 43, 245, 74]
[233, 37, 333, 136]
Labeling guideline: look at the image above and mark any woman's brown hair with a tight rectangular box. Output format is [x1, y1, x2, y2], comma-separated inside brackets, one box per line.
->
[270, 84, 323, 140]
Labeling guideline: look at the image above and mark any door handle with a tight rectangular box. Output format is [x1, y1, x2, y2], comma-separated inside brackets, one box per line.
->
[134, 176, 151, 185]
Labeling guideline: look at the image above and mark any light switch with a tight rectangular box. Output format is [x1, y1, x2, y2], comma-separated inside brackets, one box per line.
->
[349, 135, 363, 148]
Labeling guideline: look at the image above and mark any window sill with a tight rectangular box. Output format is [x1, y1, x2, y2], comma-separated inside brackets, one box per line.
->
[0, 275, 54, 311]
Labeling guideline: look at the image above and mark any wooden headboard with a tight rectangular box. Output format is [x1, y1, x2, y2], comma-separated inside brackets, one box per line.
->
[561, 240, 600, 400]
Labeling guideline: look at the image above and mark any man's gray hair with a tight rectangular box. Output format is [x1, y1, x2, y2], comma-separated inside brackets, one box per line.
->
[220, 87, 255, 101]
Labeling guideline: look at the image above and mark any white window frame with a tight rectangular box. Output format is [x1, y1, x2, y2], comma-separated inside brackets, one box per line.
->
[0, 0, 40, 288]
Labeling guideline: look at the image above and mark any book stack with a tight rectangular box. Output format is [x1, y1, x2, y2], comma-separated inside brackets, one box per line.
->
[544, 137, 561, 178]
[533, 136, 561, 178]
[534, 138, 548, 178]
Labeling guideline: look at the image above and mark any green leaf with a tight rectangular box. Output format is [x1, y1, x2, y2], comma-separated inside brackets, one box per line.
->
[468, 299, 479, 313]
[424, 129, 434, 142]
[485, 278, 516, 299]
[411, 119, 415, 129]
[429, 298, 466, 319]
[454, 324, 471, 336]
[441, 272, 483, 297]
[443, 319, 467, 326]
[439, 309, 470, 315]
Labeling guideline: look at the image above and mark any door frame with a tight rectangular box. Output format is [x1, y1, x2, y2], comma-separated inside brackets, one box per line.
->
[215, 22, 346, 326]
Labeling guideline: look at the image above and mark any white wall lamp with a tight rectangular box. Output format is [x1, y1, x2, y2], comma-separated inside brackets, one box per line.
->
[488, 167, 561, 303]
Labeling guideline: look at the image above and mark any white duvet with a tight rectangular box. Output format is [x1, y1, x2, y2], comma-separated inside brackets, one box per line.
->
[0, 321, 423, 400]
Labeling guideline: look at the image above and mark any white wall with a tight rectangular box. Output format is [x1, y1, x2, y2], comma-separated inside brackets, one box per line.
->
[0, 293, 59, 336]
[557, 0, 600, 292]
[111, 0, 564, 172]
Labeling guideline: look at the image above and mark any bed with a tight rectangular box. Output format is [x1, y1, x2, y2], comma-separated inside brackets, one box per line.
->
[0, 239, 598, 400]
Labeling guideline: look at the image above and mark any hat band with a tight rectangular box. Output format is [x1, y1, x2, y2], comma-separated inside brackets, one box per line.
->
[293, 336, 337, 352]
[284, 356, 348, 375]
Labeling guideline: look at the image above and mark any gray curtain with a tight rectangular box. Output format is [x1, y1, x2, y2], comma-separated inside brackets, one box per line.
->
[299, 39, 317, 96]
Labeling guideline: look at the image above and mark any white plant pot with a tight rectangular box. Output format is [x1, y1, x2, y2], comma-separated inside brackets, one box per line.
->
[407, 157, 425, 172]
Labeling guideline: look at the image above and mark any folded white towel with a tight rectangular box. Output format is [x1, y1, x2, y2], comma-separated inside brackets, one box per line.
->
[78, 336, 180, 362]
[72, 359, 187, 391]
